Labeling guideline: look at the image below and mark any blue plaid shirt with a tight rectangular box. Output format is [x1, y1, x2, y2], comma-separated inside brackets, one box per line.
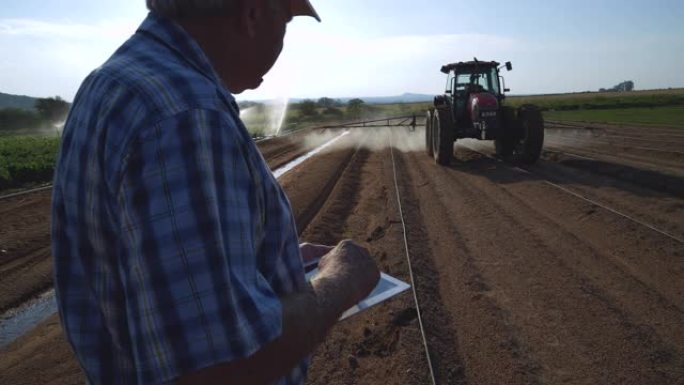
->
[52, 12, 308, 385]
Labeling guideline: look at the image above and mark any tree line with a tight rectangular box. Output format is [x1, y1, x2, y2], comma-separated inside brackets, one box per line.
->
[599, 81, 635, 93]
[237, 97, 371, 127]
[0, 96, 70, 134]
[296, 97, 367, 120]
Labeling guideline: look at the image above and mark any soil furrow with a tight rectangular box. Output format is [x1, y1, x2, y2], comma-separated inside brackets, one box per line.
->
[305, 135, 431, 385]
[391, 142, 471, 384]
[279, 132, 360, 235]
[398, 148, 543, 384]
[414, 148, 684, 384]
[541, 147, 684, 198]
[454, 146, 684, 310]
[452, 149, 684, 341]
[544, 139, 684, 171]
[531, 157, 683, 238]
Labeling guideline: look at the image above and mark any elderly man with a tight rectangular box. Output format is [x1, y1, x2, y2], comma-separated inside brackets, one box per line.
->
[51, 1, 379, 384]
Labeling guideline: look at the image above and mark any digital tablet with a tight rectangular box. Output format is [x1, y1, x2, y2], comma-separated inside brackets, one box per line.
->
[304, 261, 411, 320]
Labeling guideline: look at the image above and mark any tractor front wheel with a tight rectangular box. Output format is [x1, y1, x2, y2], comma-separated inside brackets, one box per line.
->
[432, 110, 454, 165]
[425, 110, 434, 157]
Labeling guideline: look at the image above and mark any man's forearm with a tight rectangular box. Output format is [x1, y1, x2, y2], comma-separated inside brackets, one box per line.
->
[177, 274, 352, 385]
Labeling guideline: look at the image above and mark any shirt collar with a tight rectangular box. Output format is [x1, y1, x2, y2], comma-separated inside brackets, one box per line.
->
[136, 12, 224, 88]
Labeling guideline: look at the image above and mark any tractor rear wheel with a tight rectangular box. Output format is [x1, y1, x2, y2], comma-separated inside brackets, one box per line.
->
[496, 105, 544, 164]
[425, 110, 434, 156]
[516, 105, 544, 164]
[432, 110, 454, 165]
[495, 106, 517, 159]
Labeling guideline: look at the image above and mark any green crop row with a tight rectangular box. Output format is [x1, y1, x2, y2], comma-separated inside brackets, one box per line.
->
[0, 136, 60, 191]
[506, 88, 684, 111]
[543, 106, 684, 128]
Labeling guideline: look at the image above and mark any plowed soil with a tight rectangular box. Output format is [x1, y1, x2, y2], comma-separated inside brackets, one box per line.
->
[1, 122, 683, 385]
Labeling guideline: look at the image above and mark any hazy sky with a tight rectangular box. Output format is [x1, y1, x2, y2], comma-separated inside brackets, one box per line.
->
[1, 0, 683, 101]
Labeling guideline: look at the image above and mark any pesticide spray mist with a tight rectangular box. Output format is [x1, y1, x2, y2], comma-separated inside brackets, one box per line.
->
[300, 126, 428, 154]
[240, 98, 290, 137]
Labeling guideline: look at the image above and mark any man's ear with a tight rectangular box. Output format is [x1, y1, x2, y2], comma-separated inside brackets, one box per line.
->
[238, 0, 261, 38]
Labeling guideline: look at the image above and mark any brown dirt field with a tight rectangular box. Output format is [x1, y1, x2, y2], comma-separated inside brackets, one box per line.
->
[300, 142, 430, 385]
[0, 190, 53, 313]
[2, 122, 683, 384]
[257, 128, 334, 171]
[544, 122, 684, 175]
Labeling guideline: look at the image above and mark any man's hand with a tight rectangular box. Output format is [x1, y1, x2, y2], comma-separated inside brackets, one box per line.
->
[315, 240, 380, 310]
[178, 239, 379, 385]
[299, 242, 334, 263]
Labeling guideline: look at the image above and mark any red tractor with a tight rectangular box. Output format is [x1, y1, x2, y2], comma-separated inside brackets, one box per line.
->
[426, 59, 544, 165]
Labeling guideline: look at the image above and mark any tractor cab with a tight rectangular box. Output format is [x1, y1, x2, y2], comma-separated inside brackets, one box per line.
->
[427, 59, 544, 166]
[440, 60, 512, 132]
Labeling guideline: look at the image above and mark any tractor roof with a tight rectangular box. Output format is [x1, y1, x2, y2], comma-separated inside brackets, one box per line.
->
[441, 60, 499, 74]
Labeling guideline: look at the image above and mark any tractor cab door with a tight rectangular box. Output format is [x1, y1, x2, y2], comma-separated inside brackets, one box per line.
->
[451, 72, 472, 123]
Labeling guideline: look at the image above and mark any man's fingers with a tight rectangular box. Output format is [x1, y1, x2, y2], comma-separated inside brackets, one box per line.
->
[300, 243, 335, 263]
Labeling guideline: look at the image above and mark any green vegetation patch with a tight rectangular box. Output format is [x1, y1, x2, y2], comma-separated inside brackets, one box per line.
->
[543, 106, 684, 128]
[507, 88, 684, 111]
[0, 136, 60, 191]
[0, 96, 70, 136]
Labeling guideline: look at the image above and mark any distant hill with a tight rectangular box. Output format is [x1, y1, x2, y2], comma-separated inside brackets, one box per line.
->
[0, 92, 38, 110]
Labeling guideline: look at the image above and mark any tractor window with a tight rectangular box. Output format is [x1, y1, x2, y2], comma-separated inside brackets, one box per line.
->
[453, 71, 501, 95]
[467, 70, 501, 94]
[472, 73, 485, 88]
[455, 74, 471, 91]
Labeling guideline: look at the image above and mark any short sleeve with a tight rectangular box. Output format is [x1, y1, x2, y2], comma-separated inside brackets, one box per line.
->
[116, 109, 281, 384]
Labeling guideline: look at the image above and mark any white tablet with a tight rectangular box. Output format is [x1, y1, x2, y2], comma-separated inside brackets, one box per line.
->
[304, 262, 411, 320]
